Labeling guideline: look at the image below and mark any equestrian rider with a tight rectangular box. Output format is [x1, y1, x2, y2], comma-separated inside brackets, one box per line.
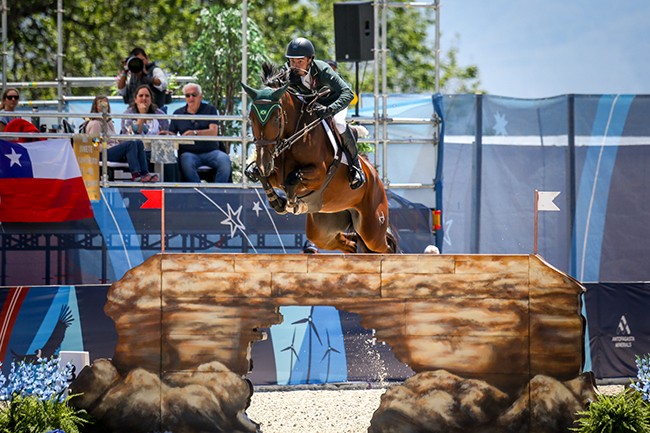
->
[283, 37, 366, 190]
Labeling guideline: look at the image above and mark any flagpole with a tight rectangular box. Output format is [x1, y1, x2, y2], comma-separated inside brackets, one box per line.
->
[161, 188, 165, 254]
[533, 189, 539, 255]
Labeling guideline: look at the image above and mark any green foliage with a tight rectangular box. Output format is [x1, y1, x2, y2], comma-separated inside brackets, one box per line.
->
[186, 5, 268, 115]
[0, 393, 90, 433]
[7, 0, 202, 100]
[7, 0, 481, 99]
[571, 389, 650, 433]
[0, 358, 90, 433]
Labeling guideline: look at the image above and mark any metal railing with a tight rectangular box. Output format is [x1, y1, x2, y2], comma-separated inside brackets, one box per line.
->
[0, 106, 440, 190]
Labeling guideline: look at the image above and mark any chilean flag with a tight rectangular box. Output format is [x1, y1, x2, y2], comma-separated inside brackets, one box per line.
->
[0, 139, 93, 222]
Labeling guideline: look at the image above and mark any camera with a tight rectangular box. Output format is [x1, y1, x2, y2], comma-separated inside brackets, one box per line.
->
[126, 56, 144, 73]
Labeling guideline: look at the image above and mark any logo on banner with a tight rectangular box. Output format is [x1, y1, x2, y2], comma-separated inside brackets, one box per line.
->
[612, 314, 635, 348]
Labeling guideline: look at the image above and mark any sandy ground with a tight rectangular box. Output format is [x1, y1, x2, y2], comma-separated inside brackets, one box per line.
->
[248, 386, 386, 433]
[247, 384, 626, 433]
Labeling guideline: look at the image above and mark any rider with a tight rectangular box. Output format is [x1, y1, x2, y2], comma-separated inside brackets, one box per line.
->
[283, 37, 366, 190]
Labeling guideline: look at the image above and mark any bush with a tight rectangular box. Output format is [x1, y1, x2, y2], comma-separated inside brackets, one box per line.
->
[0, 358, 90, 433]
[571, 389, 650, 433]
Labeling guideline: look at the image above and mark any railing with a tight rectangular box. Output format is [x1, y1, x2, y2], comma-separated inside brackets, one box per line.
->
[1, 102, 440, 190]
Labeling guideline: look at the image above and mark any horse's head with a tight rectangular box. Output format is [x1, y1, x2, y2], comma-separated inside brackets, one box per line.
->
[241, 81, 289, 177]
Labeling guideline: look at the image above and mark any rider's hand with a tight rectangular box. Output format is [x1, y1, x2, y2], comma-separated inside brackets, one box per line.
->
[288, 69, 302, 85]
[311, 103, 330, 119]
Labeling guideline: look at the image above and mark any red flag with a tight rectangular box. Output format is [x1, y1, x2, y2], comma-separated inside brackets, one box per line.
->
[141, 189, 163, 209]
[0, 139, 93, 222]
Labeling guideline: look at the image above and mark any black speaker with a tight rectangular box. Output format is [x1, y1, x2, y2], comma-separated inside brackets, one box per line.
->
[334, 1, 374, 62]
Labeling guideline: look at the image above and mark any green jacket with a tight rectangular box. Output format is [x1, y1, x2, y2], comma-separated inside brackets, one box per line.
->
[284, 59, 354, 114]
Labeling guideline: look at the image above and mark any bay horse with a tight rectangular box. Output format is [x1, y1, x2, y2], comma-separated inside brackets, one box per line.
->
[241, 63, 397, 253]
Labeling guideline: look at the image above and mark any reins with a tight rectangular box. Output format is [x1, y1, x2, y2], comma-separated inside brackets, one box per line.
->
[271, 87, 331, 159]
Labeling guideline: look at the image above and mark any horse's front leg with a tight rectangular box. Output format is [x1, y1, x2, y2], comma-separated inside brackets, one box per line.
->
[285, 164, 321, 193]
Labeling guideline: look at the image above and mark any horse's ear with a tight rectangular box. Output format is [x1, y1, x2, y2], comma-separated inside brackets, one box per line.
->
[270, 83, 289, 101]
[241, 82, 258, 100]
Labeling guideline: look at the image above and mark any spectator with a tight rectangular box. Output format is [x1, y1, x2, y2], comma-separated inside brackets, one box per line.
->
[166, 83, 231, 183]
[85, 95, 157, 182]
[121, 84, 169, 135]
[121, 85, 179, 182]
[325, 59, 338, 72]
[117, 47, 169, 111]
[0, 88, 21, 132]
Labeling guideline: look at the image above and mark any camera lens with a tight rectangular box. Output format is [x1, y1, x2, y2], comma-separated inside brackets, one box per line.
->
[127, 56, 144, 73]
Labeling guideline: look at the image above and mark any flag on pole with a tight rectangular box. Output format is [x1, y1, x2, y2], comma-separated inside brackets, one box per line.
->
[140, 189, 163, 209]
[140, 188, 165, 253]
[537, 191, 560, 211]
[0, 139, 93, 222]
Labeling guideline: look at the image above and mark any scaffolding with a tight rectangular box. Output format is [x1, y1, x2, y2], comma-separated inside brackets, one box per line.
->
[1, 0, 441, 193]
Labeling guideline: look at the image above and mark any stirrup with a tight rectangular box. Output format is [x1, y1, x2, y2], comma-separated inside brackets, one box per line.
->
[245, 161, 261, 182]
[349, 165, 366, 190]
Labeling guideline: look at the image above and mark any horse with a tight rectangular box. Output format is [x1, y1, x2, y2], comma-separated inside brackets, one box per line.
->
[241, 63, 397, 254]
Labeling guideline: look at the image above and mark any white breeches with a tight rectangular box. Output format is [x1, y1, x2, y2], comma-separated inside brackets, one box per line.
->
[333, 107, 348, 134]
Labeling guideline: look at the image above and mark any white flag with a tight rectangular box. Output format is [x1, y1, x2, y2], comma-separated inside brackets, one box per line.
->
[537, 191, 560, 211]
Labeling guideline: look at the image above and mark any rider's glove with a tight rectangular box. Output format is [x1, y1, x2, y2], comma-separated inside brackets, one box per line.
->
[288, 69, 302, 85]
[312, 103, 331, 119]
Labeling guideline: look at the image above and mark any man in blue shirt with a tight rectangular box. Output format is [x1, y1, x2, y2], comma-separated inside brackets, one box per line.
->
[167, 83, 231, 182]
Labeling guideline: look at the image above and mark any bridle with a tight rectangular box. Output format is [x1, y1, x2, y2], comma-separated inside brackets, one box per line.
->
[250, 99, 285, 148]
[250, 88, 330, 160]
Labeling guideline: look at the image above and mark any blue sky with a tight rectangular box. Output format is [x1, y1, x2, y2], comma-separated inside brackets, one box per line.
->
[440, 0, 650, 98]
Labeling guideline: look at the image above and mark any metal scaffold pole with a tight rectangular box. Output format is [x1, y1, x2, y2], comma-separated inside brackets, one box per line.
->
[1, 0, 7, 91]
[241, 0, 249, 186]
[373, 0, 440, 185]
[57, 0, 64, 112]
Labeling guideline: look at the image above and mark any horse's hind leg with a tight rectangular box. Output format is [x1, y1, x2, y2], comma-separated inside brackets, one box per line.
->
[354, 192, 395, 253]
[306, 212, 357, 253]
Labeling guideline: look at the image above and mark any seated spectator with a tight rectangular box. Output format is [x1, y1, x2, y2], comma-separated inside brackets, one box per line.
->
[121, 84, 169, 135]
[117, 47, 169, 112]
[165, 83, 231, 183]
[0, 88, 21, 132]
[86, 95, 157, 182]
[121, 84, 178, 181]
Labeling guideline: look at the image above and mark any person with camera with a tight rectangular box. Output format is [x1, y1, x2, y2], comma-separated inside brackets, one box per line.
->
[117, 47, 169, 111]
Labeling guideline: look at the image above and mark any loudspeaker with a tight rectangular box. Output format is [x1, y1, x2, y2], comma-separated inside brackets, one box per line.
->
[334, 1, 374, 62]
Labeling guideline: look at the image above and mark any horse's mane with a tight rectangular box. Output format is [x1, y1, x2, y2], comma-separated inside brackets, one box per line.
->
[261, 62, 288, 88]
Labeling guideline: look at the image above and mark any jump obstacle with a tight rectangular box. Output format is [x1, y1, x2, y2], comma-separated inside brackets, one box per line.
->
[71, 253, 595, 433]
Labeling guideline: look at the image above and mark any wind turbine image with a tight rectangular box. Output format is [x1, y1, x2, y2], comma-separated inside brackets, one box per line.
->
[320, 328, 341, 382]
[291, 306, 322, 384]
[281, 328, 300, 384]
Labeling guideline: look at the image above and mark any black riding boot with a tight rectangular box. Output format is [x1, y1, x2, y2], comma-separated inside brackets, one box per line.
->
[340, 126, 366, 189]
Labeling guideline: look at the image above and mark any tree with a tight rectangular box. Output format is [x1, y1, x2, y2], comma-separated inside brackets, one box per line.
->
[4, 0, 480, 97]
[4, 0, 202, 99]
[185, 6, 267, 117]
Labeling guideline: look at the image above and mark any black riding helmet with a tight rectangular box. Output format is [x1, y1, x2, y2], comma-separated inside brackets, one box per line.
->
[286, 37, 315, 58]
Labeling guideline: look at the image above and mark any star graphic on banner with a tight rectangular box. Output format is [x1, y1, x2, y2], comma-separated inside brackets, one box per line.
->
[252, 201, 262, 217]
[221, 203, 245, 238]
[4, 148, 22, 167]
[493, 111, 508, 136]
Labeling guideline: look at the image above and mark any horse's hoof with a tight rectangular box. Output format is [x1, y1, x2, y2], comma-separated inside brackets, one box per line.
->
[302, 240, 319, 254]
[286, 171, 302, 186]
[245, 162, 261, 182]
